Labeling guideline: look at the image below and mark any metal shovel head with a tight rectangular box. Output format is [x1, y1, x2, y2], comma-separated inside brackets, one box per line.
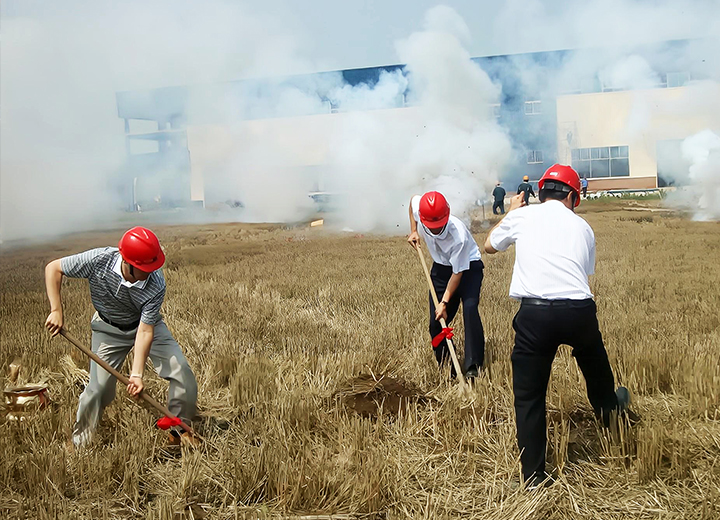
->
[166, 430, 202, 449]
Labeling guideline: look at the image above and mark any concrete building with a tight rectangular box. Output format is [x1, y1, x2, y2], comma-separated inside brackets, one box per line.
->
[116, 39, 717, 207]
[557, 84, 717, 190]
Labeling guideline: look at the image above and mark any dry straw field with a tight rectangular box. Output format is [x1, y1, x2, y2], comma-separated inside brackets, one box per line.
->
[1, 200, 720, 519]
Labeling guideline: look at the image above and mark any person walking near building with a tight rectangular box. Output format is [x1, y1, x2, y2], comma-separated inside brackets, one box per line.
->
[45, 226, 198, 447]
[483, 164, 635, 488]
[492, 182, 506, 215]
[581, 175, 589, 198]
[517, 175, 536, 205]
[408, 191, 485, 379]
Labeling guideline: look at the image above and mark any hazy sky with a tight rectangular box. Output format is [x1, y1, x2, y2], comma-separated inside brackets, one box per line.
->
[211, 0, 714, 72]
[260, 0, 505, 70]
[3, 0, 714, 79]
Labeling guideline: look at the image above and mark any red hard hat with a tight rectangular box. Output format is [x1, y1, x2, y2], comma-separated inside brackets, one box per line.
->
[419, 191, 450, 228]
[118, 226, 165, 272]
[538, 164, 582, 207]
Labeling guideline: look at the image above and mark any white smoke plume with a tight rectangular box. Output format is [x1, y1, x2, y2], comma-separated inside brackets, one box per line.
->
[682, 130, 720, 220]
[154, 5, 510, 230]
[0, 0, 321, 242]
[324, 6, 510, 231]
[598, 55, 662, 91]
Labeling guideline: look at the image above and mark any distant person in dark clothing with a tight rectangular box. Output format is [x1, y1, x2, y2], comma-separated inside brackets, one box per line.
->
[492, 182, 506, 215]
[517, 176, 536, 205]
[581, 176, 589, 198]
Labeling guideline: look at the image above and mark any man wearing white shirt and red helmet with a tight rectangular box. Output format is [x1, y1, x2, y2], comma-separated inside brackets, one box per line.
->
[408, 191, 485, 379]
[484, 164, 636, 488]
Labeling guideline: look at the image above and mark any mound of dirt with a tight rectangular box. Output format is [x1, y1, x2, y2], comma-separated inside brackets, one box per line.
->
[333, 374, 431, 418]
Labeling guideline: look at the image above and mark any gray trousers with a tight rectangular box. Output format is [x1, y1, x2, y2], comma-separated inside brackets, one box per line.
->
[73, 313, 198, 446]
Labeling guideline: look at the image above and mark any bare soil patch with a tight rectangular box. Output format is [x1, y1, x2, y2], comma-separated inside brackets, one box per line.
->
[333, 374, 431, 417]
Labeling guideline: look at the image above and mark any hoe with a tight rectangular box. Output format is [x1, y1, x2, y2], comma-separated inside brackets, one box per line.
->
[413, 244, 468, 389]
[58, 328, 201, 444]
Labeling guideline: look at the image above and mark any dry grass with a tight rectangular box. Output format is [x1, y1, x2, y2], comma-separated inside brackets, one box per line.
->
[1, 201, 720, 519]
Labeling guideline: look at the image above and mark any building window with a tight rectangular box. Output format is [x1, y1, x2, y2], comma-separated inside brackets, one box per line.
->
[571, 146, 629, 178]
[524, 100, 542, 115]
[489, 103, 501, 118]
[610, 145, 630, 176]
[527, 150, 543, 164]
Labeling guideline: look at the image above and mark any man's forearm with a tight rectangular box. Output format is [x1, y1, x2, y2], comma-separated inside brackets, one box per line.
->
[442, 272, 463, 302]
[409, 198, 418, 233]
[45, 260, 64, 312]
[131, 326, 154, 377]
[484, 193, 524, 253]
[484, 219, 505, 254]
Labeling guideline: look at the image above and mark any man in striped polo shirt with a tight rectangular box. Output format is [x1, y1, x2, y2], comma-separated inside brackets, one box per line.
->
[45, 226, 197, 447]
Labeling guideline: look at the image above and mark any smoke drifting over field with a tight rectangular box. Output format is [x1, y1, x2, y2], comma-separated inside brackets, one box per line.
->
[0, 0, 318, 241]
[1, 1, 720, 242]
[324, 6, 510, 230]
[682, 130, 720, 221]
[187, 6, 510, 229]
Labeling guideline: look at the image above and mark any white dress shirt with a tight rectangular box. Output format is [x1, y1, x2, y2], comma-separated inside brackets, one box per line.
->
[411, 195, 481, 274]
[489, 200, 595, 300]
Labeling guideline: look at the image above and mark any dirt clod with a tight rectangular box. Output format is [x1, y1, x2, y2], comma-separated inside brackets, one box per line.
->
[334, 374, 431, 417]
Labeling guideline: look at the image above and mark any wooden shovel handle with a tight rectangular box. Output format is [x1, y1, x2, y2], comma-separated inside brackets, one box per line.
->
[414, 246, 467, 387]
[59, 328, 197, 437]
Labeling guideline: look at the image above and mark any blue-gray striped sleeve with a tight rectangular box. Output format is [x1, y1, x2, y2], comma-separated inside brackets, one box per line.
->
[140, 286, 166, 325]
[60, 248, 108, 279]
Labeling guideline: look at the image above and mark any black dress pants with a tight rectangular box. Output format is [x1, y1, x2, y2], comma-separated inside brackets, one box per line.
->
[429, 260, 485, 373]
[493, 201, 505, 214]
[511, 299, 618, 482]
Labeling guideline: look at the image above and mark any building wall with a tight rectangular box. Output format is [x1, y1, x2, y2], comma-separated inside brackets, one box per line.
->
[186, 106, 428, 203]
[502, 98, 558, 182]
[180, 81, 719, 202]
[556, 83, 719, 190]
[587, 176, 658, 191]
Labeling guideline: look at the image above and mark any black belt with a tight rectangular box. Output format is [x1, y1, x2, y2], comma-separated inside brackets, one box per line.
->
[98, 312, 140, 331]
[521, 298, 593, 307]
